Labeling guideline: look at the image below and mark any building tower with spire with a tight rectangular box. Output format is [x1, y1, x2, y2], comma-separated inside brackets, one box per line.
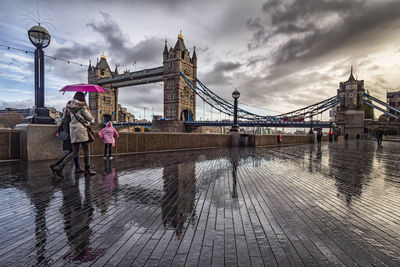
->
[336, 66, 365, 138]
[87, 54, 119, 123]
[163, 32, 197, 121]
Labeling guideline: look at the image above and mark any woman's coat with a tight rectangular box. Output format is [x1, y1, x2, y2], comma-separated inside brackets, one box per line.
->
[67, 99, 94, 144]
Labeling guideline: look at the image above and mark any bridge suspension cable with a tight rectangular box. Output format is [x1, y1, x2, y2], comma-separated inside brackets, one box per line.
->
[363, 93, 400, 120]
[180, 72, 340, 121]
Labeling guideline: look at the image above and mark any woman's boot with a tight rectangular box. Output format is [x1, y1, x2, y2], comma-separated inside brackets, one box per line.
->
[85, 166, 96, 175]
[53, 163, 65, 178]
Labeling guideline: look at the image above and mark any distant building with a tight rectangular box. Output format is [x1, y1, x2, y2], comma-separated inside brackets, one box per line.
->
[117, 104, 135, 123]
[153, 115, 162, 120]
[386, 91, 400, 121]
[0, 107, 62, 125]
[0, 107, 30, 117]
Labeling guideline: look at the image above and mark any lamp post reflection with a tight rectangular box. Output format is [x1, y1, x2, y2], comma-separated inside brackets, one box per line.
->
[231, 150, 239, 199]
[28, 178, 55, 265]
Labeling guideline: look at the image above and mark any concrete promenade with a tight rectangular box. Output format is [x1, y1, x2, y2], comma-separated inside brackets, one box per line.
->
[0, 140, 400, 266]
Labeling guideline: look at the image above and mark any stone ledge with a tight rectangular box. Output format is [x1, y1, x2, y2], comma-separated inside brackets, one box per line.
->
[16, 124, 64, 161]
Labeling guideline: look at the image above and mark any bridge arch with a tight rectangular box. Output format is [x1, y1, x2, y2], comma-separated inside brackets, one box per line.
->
[180, 109, 194, 121]
[102, 114, 112, 124]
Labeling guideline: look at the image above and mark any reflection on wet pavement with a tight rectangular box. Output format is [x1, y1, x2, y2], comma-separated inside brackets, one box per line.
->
[0, 140, 400, 266]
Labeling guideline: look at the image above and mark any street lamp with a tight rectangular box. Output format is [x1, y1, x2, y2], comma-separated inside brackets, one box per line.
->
[308, 115, 314, 134]
[26, 25, 54, 124]
[230, 89, 240, 132]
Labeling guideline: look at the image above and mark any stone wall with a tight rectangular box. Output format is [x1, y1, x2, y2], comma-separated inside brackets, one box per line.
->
[88, 132, 231, 156]
[0, 129, 20, 160]
[1, 128, 335, 161]
[255, 134, 313, 146]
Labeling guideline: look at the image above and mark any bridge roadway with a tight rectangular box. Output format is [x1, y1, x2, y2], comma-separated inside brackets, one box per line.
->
[97, 66, 163, 87]
[1, 140, 399, 266]
[114, 120, 332, 128]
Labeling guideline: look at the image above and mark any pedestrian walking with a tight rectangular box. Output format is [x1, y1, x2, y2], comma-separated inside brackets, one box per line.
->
[376, 127, 384, 146]
[98, 121, 119, 160]
[317, 130, 322, 146]
[52, 92, 96, 178]
[50, 104, 84, 174]
[328, 130, 333, 142]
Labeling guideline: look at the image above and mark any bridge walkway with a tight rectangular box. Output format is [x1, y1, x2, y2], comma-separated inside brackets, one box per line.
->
[0, 141, 399, 266]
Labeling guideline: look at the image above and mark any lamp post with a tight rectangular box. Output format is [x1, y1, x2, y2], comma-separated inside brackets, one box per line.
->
[230, 89, 240, 132]
[308, 115, 314, 134]
[26, 25, 54, 124]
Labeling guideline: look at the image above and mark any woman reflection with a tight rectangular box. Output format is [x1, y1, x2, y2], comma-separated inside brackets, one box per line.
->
[61, 173, 96, 262]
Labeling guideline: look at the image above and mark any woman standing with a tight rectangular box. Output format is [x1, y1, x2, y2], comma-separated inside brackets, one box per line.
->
[53, 92, 96, 178]
[98, 121, 119, 160]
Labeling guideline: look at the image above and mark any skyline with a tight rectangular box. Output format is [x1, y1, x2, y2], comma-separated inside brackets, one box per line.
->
[1, 0, 400, 120]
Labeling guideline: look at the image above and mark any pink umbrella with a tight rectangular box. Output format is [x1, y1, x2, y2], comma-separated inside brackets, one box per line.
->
[59, 83, 106, 93]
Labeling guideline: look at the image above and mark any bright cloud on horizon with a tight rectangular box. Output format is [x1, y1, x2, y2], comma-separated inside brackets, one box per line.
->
[0, 0, 400, 120]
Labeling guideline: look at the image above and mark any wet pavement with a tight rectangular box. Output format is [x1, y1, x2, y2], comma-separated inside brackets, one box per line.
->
[1, 140, 400, 266]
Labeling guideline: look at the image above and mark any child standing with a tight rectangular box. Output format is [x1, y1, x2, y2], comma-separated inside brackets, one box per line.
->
[98, 121, 119, 159]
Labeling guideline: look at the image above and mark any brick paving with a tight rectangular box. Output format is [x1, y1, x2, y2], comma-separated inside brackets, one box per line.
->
[1, 140, 400, 266]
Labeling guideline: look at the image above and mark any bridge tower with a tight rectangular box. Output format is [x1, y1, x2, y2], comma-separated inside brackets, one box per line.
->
[163, 32, 197, 121]
[88, 54, 119, 123]
[336, 67, 365, 138]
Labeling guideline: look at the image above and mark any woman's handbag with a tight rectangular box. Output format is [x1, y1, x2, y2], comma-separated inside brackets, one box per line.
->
[58, 131, 69, 141]
[72, 112, 95, 143]
[86, 125, 95, 143]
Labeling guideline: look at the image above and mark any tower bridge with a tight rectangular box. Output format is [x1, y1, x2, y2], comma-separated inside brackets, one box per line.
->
[87, 33, 400, 139]
[88, 32, 196, 124]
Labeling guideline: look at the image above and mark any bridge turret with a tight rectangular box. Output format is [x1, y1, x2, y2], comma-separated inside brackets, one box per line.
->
[336, 67, 365, 139]
[192, 46, 197, 80]
[88, 53, 119, 124]
[163, 39, 169, 61]
[163, 32, 196, 121]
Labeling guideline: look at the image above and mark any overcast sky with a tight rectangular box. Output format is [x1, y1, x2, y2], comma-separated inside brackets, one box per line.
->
[1, 0, 400, 120]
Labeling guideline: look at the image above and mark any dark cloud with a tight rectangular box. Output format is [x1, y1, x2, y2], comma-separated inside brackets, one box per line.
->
[247, 0, 400, 75]
[87, 12, 163, 67]
[47, 11, 165, 83]
[52, 44, 98, 61]
[201, 61, 242, 85]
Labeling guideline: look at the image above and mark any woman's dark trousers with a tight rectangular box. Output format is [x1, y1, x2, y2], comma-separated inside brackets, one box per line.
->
[60, 142, 90, 168]
[104, 143, 112, 157]
[55, 150, 80, 168]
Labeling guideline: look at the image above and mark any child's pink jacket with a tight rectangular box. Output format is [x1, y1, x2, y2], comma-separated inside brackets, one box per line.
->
[98, 122, 119, 146]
